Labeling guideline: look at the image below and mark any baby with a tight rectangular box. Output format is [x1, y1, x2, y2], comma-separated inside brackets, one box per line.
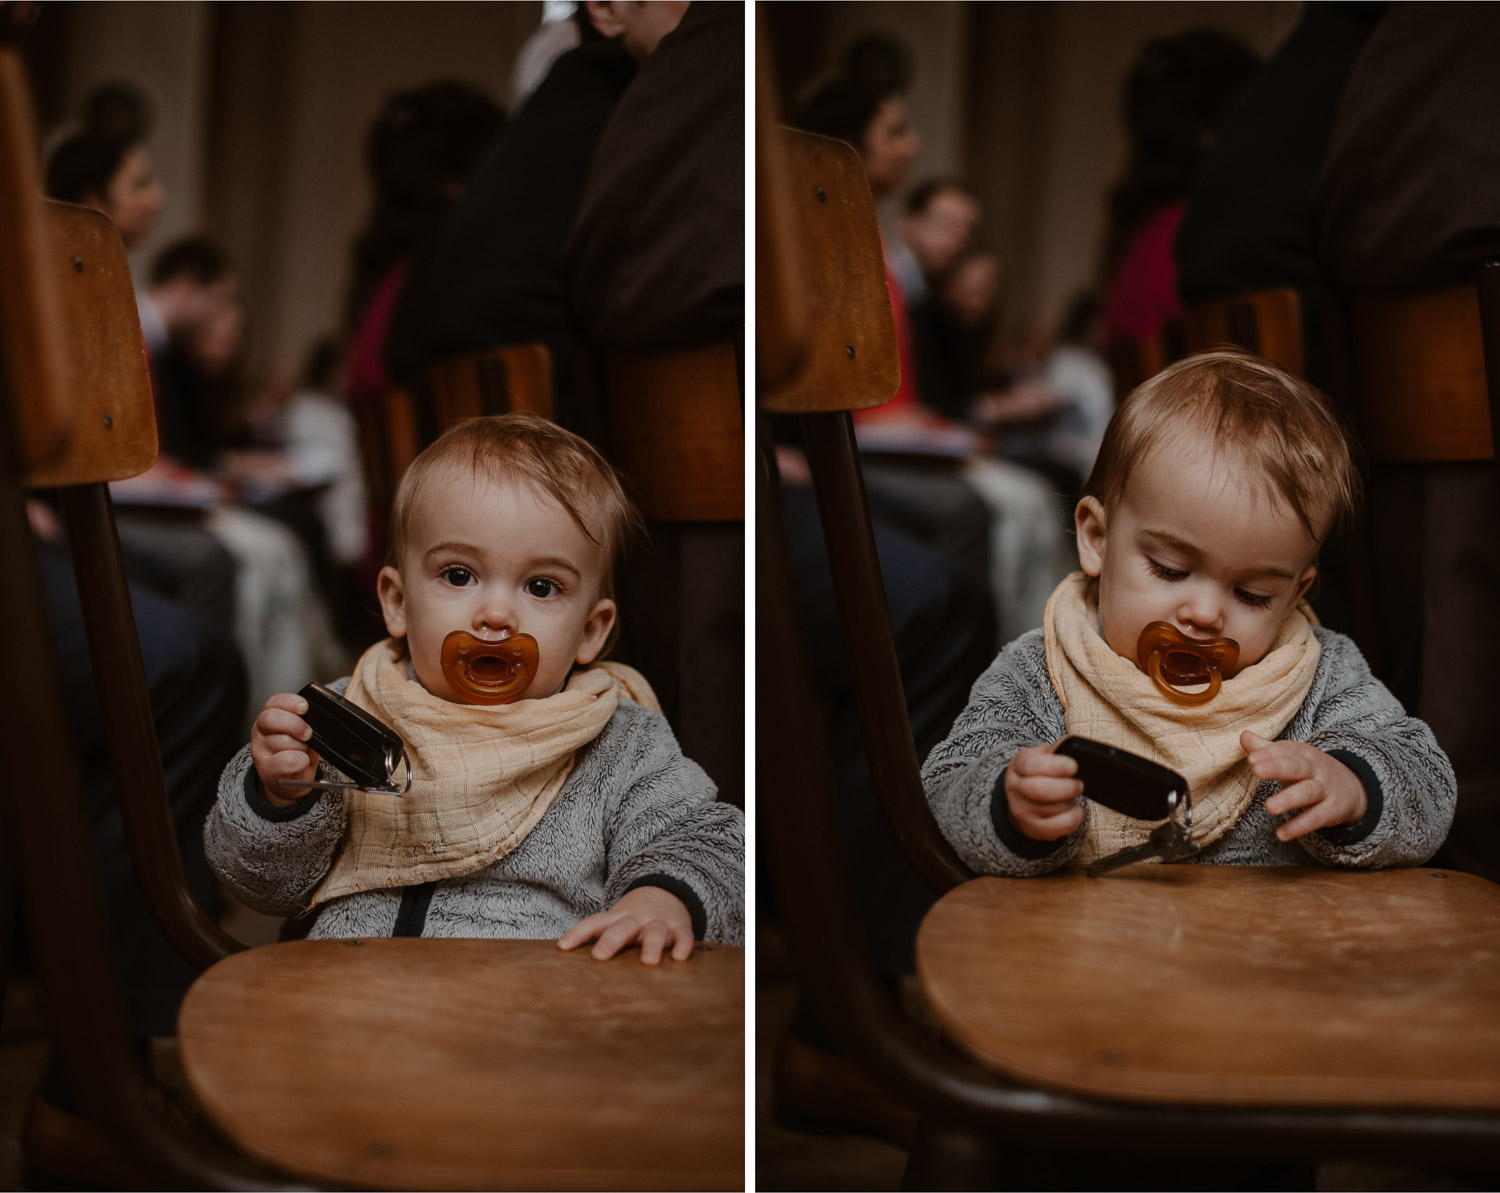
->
[206, 414, 744, 961]
[923, 350, 1456, 873]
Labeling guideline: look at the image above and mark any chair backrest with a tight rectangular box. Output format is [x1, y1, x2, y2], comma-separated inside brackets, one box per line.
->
[424, 341, 555, 427]
[601, 341, 743, 522]
[761, 126, 972, 896]
[1349, 280, 1497, 462]
[1111, 286, 1305, 398]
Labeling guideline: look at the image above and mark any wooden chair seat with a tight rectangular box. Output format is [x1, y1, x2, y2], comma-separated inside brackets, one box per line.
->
[180, 937, 744, 1191]
[918, 866, 1500, 1110]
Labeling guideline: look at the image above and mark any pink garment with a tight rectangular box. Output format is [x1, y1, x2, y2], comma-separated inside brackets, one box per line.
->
[854, 251, 922, 425]
[342, 260, 411, 411]
[1102, 201, 1186, 349]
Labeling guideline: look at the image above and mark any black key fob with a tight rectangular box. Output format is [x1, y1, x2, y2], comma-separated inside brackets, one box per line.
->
[289, 682, 411, 796]
[1055, 736, 1186, 821]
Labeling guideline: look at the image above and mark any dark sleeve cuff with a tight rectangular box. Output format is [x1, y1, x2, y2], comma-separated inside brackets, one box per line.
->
[626, 873, 708, 939]
[244, 765, 324, 822]
[1313, 748, 1384, 846]
[990, 767, 1070, 859]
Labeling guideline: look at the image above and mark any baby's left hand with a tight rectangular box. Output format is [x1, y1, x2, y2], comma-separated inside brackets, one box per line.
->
[1241, 731, 1368, 841]
[558, 885, 695, 965]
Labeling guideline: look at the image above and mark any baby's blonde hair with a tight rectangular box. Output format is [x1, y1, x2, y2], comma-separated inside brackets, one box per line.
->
[388, 414, 644, 601]
[1085, 350, 1362, 542]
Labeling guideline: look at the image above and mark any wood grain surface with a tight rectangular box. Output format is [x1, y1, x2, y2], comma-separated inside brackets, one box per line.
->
[602, 341, 743, 522]
[917, 867, 1500, 1109]
[757, 128, 900, 415]
[24, 202, 156, 488]
[1352, 284, 1494, 461]
[179, 937, 744, 1190]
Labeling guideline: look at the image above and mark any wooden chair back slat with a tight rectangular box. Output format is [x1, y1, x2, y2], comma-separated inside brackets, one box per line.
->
[426, 342, 554, 427]
[1351, 284, 1495, 462]
[759, 128, 899, 414]
[1183, 287, 1305, 378]
[603, 341, 743, 522]
[0, 47, 70, 473]
[24, 201, 157, 488]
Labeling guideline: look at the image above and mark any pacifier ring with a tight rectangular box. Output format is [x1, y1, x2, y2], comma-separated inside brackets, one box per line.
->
[440, 630, 540, 705]
[1136, 621, 1239, 707]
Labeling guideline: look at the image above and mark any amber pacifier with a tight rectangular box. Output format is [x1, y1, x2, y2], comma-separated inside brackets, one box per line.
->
[1136, 621, 1240, 707]
[440, 630, 540, 705]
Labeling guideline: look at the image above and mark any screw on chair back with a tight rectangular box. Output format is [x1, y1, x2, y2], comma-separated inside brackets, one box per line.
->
[761, 125, 973, 895]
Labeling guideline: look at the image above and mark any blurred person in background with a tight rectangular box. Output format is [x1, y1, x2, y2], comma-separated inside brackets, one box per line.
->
[341, 80, 506, 416]
[1099, 28, 1262, 354]
[383, 2, 640, 432]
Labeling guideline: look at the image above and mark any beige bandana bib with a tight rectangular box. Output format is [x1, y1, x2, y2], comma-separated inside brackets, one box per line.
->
[310, 639, 659, 907]
[1043, 572, 1320, 863]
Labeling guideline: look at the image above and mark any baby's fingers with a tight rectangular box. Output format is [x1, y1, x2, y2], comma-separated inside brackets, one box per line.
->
[590, 916, 642, 961]
[558, 913, 607, 952]
[1010, 773, 1083, 804]
[1273, 785, 1341, 841]
[638, 921, 670, 966]
[1245, 742, 1315, 786]
[670, 926, 695, 962]
[255, 706, 312, 745]
[1012, 743, 1078, 779]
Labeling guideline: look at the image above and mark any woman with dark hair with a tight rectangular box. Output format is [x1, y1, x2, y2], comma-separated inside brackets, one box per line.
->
[44, 128, 164, 251]
[1100, 28, 1262, 350]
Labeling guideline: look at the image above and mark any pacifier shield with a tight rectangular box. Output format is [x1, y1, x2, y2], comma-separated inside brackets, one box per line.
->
[1136, 621, 1239, 707]
[440, 630, 540, 705]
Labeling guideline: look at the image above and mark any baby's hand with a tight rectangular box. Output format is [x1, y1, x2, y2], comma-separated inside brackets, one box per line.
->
[558, 885, 695, 965]
[1005, 740, 1083, 842]
[1241, 731, 1368, 841]
[250, 693, 320, 807]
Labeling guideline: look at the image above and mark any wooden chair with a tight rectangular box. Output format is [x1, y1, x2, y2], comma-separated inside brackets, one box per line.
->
[1112, 287, 1305, 398]
[1, 60, 742, 1190]
[600, 342, 743, 523]
[757, 121, 1500, 1189]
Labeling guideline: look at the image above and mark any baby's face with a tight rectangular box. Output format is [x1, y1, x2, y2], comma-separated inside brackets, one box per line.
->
[1076, 437, 1320, 676]
[377, 469, 616, 703]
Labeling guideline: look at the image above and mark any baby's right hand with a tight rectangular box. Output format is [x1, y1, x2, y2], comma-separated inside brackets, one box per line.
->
[1005, 740, 1083, 841]
[250, 693, 321, 807]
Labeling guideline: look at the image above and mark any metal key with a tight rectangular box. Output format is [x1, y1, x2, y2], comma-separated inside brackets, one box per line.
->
[1087, 815, 1201, 877]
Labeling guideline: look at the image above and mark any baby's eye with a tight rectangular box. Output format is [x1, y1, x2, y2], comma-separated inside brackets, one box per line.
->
[1235, 588, 1274, 609]
[441, 566, 476, 587]
[1147, 559, 1188, 582]
[525, 577, 560, 599]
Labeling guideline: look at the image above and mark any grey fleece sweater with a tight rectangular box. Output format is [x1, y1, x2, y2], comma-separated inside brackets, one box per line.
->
[923, 626, 1456, 876]
[206, 680, 744, 944]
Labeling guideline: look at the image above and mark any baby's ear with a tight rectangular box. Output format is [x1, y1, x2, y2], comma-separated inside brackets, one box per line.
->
[575, 597, 618, 666]
[1291, 563, 1318, 609]
[1075, 496, 1107, 576]
[376, 566, 408, 639]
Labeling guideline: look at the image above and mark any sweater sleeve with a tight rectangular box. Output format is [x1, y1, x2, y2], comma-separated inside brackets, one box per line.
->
[1291, 629, 1456, 869]
[598, 704, 746, 946]
[921, 631, 1085, 876]
[204, 744, 350, 917]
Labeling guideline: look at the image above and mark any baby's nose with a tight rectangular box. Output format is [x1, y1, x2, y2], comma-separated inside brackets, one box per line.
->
[1178, 588, 1224, 636]
[474, 596, 518, 637]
